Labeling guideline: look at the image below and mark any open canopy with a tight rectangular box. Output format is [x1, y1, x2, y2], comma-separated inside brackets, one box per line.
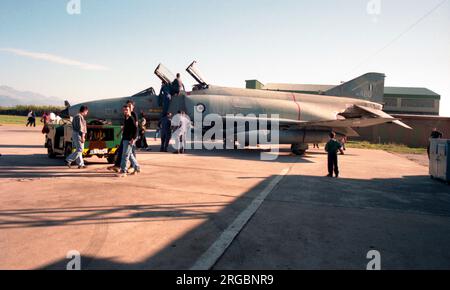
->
[186, 61, 208, 89]
[154, 63, 176, 85]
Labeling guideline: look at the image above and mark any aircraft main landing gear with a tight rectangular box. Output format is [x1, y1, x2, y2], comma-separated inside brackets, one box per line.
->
[291, 143, 308, 156]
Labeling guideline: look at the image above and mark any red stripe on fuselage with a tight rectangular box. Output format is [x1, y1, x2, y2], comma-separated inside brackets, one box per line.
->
[292, 94, 301, 121]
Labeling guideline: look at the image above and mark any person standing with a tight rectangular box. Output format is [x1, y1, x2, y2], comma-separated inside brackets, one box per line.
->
[128, 101, 139, 160]
[26, 110, 34, 127]
[137, 112, 149, 150]
[54, 112, 63, 125]
[325, 131, 344, 178]
[31, 111, 36, 127]
[41, 112, 49, 125]
[340, 135, 347, 153]
[66, 106, 88, 169]
[118, 105, 141, 177]
[158, 112, 172, 152]
[172, 111, 190, 154]
[428, 128, 444, 158]
[108, 100, 138, 172]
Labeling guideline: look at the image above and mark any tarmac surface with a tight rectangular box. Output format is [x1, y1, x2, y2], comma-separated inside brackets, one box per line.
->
[0, 125, 449, 270]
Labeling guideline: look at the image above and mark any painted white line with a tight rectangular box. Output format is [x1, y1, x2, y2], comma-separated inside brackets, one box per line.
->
[190, 167, 291, 270]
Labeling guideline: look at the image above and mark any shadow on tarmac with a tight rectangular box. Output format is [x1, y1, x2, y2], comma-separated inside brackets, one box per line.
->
[0, 144, 313, 179]
[8, 173, 448, 270]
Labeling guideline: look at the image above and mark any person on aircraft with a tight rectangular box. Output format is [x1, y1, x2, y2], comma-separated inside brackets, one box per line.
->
[171, 73, 185, 96]
[160, 81, 172, 117]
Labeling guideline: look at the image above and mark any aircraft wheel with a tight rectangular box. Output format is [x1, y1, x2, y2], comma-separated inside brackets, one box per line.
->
[47, 140, 56, 159]
[291, 144, 307, 156]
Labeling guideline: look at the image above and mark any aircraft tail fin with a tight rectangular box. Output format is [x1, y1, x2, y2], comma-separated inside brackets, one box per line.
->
[325, 72, 385, 103]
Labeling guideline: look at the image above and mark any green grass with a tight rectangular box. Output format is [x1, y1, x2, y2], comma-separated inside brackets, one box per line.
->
[346, 141, 426, 155]
[0, 115, 41, 125]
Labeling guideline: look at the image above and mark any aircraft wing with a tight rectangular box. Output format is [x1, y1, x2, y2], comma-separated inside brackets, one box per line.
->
[353, 105, 412, 129]
[302, 117, 400, 128]
[221, 104, 412, 132]
[302, 104, 412, 129]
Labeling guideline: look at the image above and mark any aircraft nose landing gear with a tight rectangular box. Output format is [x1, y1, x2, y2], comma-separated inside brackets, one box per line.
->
[291, 143, 308, 156]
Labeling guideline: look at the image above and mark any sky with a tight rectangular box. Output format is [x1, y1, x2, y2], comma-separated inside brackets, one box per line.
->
[0, 0, 449, 116]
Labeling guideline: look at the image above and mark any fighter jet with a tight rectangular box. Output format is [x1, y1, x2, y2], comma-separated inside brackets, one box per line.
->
[63, 61, 411, 155]
[179, 61, 411, 155]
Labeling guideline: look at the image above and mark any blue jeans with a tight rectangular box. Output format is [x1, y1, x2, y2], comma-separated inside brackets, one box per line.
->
[120, 140, 140, 173]
[66, 132, 85, 166]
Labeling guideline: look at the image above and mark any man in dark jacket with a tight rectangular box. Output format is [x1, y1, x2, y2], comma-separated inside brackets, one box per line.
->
[118, 105, 140, 177]
[158, 112, 172, 152]
[160, 82, 172, 117]
[109, 100, 138, 172]
[325, 131, 344, 178]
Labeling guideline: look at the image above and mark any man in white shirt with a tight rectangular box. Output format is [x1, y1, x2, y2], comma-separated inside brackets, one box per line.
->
[171, 111, 191, 154]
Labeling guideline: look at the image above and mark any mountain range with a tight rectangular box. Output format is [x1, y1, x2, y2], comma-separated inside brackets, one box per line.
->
[0, 85, 64, 107]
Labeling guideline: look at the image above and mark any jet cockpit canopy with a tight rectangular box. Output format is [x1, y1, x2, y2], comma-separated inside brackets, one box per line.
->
[186, 61, 208, 90]
[154, 63, 176, 85]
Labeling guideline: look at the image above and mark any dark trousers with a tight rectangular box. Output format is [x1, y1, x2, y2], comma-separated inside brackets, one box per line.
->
[162, 97, 171, 117]
[26, 117, 36, 127]
[328, 153, 339, 176]
[160, 130, 171, 152]
[137, 131, 148, 148]
[114, 140, 124, 167]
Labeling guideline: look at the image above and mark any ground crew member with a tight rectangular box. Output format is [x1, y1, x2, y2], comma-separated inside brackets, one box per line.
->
[172, 111, 190, 154]
[158, 112, 172, 152]
[325, 131, 344, 178]
[427, 127, 444, 158]
[119, 105, 140, 177]
[66, 105, 88, 169]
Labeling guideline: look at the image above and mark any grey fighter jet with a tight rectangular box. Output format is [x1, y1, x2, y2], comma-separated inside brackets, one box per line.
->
[63, 62, 411, 155]
[180, 61, 411, 155]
